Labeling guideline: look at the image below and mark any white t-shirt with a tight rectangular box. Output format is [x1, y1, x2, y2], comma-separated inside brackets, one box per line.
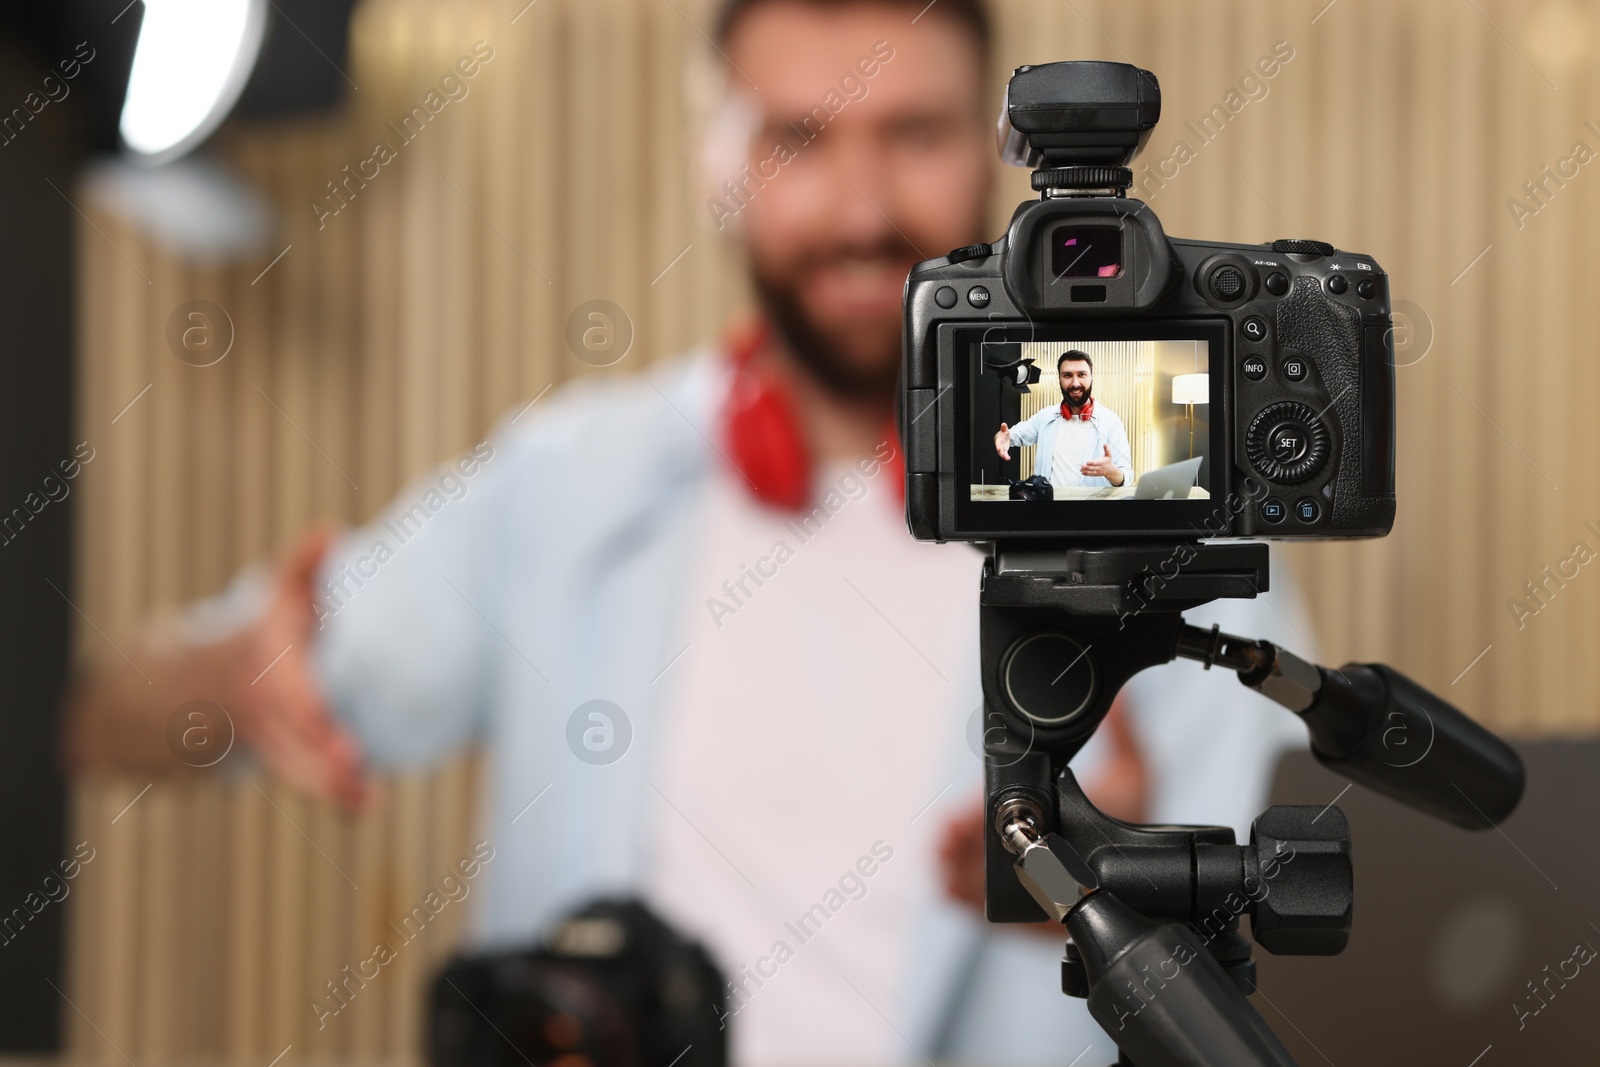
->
[1049, 414, 1097, 487]
[646, 454, 982, 1067]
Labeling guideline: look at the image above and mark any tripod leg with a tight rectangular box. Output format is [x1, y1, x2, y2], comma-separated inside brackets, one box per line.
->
[1069, 891, 1299, 1067]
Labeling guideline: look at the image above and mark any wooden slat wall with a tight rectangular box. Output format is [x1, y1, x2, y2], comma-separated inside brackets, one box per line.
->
[61, 0, 1600, 1061]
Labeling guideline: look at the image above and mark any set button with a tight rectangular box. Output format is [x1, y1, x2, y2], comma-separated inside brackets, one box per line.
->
[1268, 422, 1310, 464]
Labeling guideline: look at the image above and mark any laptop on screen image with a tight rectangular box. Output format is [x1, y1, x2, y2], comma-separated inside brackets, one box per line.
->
[1133, 456, 1204, 499]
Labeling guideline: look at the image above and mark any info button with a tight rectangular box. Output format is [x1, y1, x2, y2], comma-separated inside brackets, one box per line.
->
[1242, 355, 1268, 381]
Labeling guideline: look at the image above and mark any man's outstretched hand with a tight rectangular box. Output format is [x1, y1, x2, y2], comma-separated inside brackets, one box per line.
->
[1080, 444, 1123, 485]
[994, 423, 1012, 460]
[66, 524, 369, 812]
[222, 527, 367, 811]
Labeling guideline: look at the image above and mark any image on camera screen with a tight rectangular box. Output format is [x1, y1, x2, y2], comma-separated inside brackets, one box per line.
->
[971, 338, 1212, 503]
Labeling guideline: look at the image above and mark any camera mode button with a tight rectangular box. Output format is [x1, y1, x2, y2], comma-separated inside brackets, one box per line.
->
[935, 285, 958, 309]
[1241, 316, 1268, 343]
[1294, 497, 1322, 523]
[1241, 355, 1268, 382]
[1261, 498, 1287, 524]
[946, 243, 992, 264]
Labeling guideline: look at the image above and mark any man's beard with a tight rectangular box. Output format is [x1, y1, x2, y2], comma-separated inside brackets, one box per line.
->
[749, 243, 910, 402]
[1065, 384, 1093, 410]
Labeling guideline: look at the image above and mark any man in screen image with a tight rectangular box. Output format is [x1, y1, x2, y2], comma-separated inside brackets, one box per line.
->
[993, 349, 1133, 490]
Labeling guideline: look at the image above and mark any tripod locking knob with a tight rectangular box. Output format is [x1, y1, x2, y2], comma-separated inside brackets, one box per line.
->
[1245, 805, 1353, 956]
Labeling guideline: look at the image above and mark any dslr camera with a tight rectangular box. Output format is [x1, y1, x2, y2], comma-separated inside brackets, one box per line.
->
[895, 61, 1526, 1067]
[903, 61, 1395, 542]
[430, 899, 725, 1067]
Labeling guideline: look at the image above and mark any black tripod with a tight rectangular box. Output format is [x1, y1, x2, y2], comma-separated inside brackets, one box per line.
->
[977, 541, 1524, 1067]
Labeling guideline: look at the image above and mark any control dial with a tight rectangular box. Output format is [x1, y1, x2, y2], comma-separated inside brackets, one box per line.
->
[1271, 238, 1335, 256]
[1246, 401, 1330, 484]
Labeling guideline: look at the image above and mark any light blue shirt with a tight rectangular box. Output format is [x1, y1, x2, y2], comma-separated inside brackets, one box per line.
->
[1008, 403, 1134, 488]
[243, 347, 1313, 1063]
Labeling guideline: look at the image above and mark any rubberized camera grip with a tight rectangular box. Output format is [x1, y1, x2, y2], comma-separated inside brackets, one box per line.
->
[1274, 278, 1394, 532]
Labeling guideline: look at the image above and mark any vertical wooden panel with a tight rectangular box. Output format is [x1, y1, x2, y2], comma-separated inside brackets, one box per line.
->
[224, 690, 269, 1055]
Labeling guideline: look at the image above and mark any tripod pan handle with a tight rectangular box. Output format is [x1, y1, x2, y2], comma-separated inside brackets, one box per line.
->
[1301, 663, 1524, 829]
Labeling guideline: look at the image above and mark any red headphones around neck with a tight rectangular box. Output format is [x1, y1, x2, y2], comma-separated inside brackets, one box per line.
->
[718, 320, 903, 511]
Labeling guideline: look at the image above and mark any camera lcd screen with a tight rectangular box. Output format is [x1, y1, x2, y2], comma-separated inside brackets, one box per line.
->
[1050, 225, 1122, 279]
[956, 324, 1226, 534]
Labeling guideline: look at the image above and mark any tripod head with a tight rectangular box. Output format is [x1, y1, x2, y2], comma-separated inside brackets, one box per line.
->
[976, 541, 1525, 1067]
